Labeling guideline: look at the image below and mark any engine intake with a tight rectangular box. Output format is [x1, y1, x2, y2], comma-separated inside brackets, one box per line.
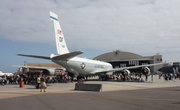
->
[123, 69, 131, 76]
[141, 67, 151, 76]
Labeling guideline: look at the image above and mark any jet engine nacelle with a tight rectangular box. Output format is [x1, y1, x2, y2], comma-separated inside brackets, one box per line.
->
[123, 69, 131, 76]
[141, 67, 151, 76]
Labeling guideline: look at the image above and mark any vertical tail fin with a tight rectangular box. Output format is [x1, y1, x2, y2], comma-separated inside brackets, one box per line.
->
[50, 11, 69, 55]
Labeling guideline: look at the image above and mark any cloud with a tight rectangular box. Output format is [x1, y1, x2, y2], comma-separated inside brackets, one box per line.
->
[0, 0, 180, 62]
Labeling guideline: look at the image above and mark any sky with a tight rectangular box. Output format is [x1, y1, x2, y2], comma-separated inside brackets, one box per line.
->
[0, 0, 180, 72]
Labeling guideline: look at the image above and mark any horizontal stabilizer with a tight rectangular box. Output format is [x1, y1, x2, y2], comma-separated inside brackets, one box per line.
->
[52, 51, 83, 61]
[17, 54, 50, 60]
[13, 65, 65, 70]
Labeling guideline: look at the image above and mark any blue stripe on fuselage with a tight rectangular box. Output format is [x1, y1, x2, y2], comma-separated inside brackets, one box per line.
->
[50, 16, 58, 21]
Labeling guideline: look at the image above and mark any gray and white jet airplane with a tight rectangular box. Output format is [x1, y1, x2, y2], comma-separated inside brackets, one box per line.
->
[18, 11, 167, 77]
[0, 70, 13, 76]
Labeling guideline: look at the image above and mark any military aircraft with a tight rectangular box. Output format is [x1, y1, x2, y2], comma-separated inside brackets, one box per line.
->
[18, 11, 167, 78]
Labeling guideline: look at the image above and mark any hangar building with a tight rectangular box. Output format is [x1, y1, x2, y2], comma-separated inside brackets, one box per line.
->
[93, 50, 163, 73]
[19, 63, 65, 76]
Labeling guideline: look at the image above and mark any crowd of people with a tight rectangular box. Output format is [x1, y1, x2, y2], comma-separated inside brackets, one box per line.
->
[159, 73, 180, 81]
[0, 74, 21, 85]
[99, 72, 146, 82]
[0, 72, 73, 86]
[1, 72, 180, 87]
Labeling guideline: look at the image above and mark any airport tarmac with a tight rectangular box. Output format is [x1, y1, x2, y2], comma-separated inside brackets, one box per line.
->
[0, 75, 180, 110]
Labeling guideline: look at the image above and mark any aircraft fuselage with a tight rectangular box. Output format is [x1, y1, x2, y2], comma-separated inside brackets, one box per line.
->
[52, 57, 113, 76]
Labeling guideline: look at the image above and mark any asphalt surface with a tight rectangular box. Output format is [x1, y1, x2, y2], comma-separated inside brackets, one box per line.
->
[0, 76, 180, 110]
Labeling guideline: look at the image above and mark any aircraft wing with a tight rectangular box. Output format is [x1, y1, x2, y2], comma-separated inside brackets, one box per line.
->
[113, 62, 169, 71]
[91, 62, 169, 74]
[51, 51, 83, 61]
[17, 54, 50, 60]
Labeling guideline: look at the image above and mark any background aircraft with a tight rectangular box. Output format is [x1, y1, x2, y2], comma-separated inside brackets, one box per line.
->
[0, 70, 13, 76]
[18, 11, 167, 79]
[158, 65, 180, 75]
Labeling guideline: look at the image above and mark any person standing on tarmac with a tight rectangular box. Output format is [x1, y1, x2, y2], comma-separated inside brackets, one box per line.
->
[36, 75, 41, 89]
[40, 74, 46, 92]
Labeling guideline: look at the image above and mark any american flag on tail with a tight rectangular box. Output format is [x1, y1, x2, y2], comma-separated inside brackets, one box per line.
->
[57, 29, 61, 35]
